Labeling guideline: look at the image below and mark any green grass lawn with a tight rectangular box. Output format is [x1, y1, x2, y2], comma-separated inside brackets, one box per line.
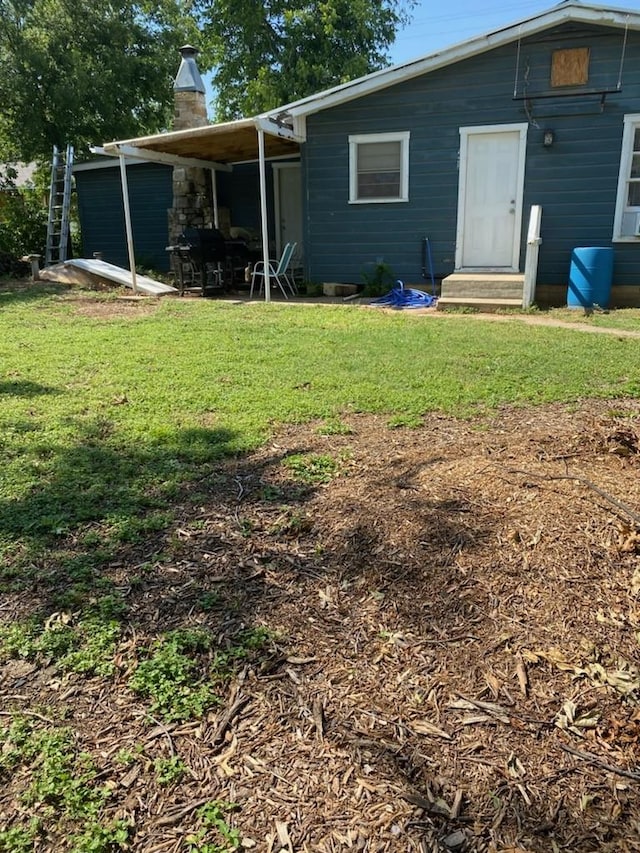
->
[2, 286, 639, 551]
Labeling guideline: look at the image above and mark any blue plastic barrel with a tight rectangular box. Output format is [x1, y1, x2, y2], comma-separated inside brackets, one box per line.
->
[567, 247, 614, 308]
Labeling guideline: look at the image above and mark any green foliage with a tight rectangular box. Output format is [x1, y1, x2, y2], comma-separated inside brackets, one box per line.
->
[114, 745, 144, 767]
[2, 289, 640, 609]
[0, 820, 41, 853]
[316, 418, 353, 436]
[387, 414, 423, 429]
[129, 625, 276, 721]
[0, 614, 121, 677]
[0, 621, 39, 662]
[0, 0, 198, 161]
[129, 629, 219, 722]
[58, 619, 121, 677]
[360, 260, 396, 297]
[283, 452, 341, 484]
[185, 801, 240, 853]
[259, 485, 285, 502]
[154, 755, 187, 786]
[70, 820, 132, 853]
[0, 718, 129, 851]
[17, 731, 104, 815]
[235, 625, 277, 651]
[197, 590, 221, 612]
[0, 166, 48, 270]
[199, 0, 415, 119]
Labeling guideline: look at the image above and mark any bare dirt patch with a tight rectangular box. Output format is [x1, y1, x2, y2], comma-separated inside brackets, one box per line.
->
[3, 400, 640, 852]
[60, 292, 164, 319]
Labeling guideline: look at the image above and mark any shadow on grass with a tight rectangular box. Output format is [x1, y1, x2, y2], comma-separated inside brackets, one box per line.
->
[0, 423, 246, 612]
[0, 379, 61, 397]
[0, 279, 70, 305]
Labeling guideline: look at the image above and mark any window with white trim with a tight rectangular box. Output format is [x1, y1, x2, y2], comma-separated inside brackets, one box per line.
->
[348, 132, 410, 203]
[613, 114, 640, 240]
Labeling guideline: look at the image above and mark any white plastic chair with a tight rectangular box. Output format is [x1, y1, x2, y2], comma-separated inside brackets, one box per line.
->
[250, 242, 297, 299]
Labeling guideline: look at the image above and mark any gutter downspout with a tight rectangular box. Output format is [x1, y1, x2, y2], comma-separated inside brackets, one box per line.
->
[257, 128, 271, 302]
[119, 154, 138, 294]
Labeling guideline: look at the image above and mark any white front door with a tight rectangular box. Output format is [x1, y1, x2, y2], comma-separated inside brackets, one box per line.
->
[456, 124, 527, 270]
[273, 162, 303, 261]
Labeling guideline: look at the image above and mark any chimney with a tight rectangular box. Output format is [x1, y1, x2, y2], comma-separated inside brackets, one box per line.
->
[169, 45, 213, 244]
[173, 45, 208, 130]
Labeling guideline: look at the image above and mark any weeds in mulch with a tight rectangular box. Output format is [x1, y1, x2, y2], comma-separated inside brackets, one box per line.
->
[0, 613, 121, 677]
[154, 756, 187, 787]
[185, 801, 240, 853]
[129, 628, 220, 722]
[315, 418, 354, 436]
[0, 718, 132, 852]
[128, 626, 276, 723]
[282, 451, 344, 484]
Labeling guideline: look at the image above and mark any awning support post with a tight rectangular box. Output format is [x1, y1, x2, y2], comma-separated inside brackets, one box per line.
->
[211, 168, 219, 229]
[118, 154, 138, 294]
[257, 128, 271, 302]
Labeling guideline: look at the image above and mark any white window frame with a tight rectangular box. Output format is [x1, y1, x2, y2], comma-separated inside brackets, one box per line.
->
[348, 131, 410, 204]
[613, 113, 640, 242]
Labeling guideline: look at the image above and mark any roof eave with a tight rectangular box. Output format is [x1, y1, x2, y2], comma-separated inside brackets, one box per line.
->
[101, 117, 257, 153]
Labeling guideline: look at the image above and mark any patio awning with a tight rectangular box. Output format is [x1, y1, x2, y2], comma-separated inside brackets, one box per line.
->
[97, 116, 303, 302]
[101, 117, 300, 168]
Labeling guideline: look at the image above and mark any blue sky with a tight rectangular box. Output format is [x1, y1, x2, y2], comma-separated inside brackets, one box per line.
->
[389, 0, 640, 65]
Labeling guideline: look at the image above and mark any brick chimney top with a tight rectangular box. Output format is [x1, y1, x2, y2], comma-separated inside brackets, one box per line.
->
[174, 45, 205, 94]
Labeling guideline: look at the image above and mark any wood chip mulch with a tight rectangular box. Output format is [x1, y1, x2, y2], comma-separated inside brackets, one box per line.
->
[2, 399, 640, 852]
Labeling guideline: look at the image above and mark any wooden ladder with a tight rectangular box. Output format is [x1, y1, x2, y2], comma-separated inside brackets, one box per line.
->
[45, 144, 74, 265]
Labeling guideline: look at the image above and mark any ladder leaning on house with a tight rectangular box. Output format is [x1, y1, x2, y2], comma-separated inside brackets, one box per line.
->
[45, 144, 74, 265]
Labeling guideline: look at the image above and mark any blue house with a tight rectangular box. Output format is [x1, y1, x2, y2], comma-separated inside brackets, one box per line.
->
[96, 1, 640, 306]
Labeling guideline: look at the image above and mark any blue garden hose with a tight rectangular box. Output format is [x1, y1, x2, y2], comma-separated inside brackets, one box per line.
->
[371, 280, 437, 309]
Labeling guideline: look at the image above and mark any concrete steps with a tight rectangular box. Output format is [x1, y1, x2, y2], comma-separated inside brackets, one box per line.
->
[438, 272, 524, 311]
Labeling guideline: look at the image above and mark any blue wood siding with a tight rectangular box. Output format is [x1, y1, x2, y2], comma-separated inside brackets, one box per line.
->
[76, 162, 282, 270]
[223, 162, 276, 239]
[75, 163, 173, 272]
[303, 23, 640, 289]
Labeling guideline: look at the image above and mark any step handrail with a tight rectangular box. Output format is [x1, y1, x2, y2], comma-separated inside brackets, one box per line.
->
[523, 205, 542, 308]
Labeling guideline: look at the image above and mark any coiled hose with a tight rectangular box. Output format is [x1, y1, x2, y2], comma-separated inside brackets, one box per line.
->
[370, 280, 437, 309]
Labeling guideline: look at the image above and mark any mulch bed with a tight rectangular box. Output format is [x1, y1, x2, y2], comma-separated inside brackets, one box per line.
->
[2, 399, 640, 852]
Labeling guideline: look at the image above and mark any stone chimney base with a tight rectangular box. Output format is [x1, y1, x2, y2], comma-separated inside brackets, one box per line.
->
[169, 166, 214, 245]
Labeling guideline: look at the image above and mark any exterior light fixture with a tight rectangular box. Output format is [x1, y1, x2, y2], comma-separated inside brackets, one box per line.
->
[543, 129, 555, 147]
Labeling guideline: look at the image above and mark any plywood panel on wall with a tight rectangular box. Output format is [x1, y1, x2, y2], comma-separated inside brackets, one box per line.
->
[551, 47, 590, 87]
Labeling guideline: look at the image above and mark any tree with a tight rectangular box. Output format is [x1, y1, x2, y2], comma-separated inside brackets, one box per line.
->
[0, 164, 48, 271]
[0, 0, 199, 162]
[198, 0, 415, 120]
